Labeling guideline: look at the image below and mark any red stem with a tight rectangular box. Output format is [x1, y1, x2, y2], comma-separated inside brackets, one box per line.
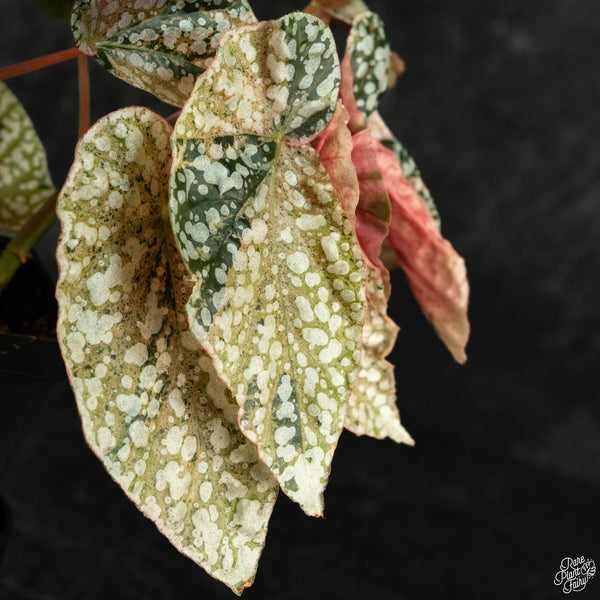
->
[0, 47, 84, 81]
[78, 54, 90, 137]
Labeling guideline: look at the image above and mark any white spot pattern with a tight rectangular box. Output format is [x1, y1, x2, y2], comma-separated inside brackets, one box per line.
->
[56, 108, 277, 594]
[0, 82, 54, 232]
[344, 264, 414, 445]
[72, 0, 258, 106]
[170, 14, 366, 516]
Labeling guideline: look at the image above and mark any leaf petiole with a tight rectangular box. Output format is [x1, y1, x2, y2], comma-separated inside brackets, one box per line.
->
[0, 191, 58, 295]
[0, 47, 83, 81]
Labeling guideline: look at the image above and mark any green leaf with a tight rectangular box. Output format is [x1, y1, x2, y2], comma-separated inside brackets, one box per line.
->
[71, 0, 257, 107]
[368, 110, 441, 230]
[0, 82, 54, 233]
[56, 107, 278, 594]
[170, 13, 366, 516]
[345, 10, 391, 120]
[345, 263, 413, 444]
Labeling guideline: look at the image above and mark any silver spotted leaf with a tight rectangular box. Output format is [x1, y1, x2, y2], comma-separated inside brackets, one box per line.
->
[368, 110, 440, 230]
[345, 263, 413, 444]
[344, 10, 391, 119]
[56, 107, 278, 594]
[170, 13, 366, 516]
[71, 0, 257, 107]
[0, 82, 54, 233]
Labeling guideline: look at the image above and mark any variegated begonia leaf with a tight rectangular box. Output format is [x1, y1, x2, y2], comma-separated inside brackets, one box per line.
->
[345, 263, 413, 444]
[368, 110, 440, 230]
[341, 10, 391, 126]
[351, 128, 391, 271]
[305, 0, 369, 26]
[374, 140, 470, 364]
[56, 107, 278, 594]
[71, 0, 257, 107]
[312, 107, 412, 443]
[0, 82, 54, 232]
[170, 13, 366, 517]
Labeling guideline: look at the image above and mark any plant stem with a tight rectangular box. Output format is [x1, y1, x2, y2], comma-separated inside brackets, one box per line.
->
[165, 110, 181, 125]
[78, 54, 90, 137]
[0, 191, 58, 295]
[0, 47, 83, 81]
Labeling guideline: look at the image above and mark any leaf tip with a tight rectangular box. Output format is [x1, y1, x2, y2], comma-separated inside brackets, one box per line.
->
[236, 576, 255, 595]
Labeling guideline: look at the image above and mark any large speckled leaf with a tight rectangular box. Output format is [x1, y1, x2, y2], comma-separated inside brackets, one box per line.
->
[341, 10, 391, 124]
[368, 110, 440, 230]
[170, 13, 366, 516]
[0, 82, 54, 233]
[345, 263, 413, 444]
[71, 0, 257, 106]
[374, 140, 470, 364]
[56, 107, 278, 594]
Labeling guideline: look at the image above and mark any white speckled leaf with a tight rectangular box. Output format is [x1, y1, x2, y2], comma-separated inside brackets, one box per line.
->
[345, 263, 413, 444]
[170, 13, 366, 516]
[345, 11, 391, 119]
[71, 0, 257, 106]
[368, 110, 440, 230]
[56, 107, 278, 594]
[0, 82, 54, 233]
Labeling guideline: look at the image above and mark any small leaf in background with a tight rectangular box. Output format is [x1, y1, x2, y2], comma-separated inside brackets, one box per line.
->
[170, 13, 366, 516]
[71, 0, 257, 107]
[56, 107, 277, 593]
[345, 263, 413, 444]
[375, 141, 470, 364]
[368, 110, 440, 230]
[341, 10, 391, 127]
[0, 82, 54, 233]
[351, 128, 391, 270]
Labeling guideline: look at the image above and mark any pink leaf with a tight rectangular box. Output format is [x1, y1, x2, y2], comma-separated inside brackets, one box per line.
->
[312, 101, 359, 218]
[374, 141, 470, 363]
[313, 103, 392, 274]
[352, 129, 391, 272]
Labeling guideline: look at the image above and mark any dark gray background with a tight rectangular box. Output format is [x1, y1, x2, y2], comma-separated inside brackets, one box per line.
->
[1, 0, 599, 598]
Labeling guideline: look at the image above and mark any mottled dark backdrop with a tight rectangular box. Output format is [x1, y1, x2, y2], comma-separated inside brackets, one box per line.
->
[1, 1, 599, 599]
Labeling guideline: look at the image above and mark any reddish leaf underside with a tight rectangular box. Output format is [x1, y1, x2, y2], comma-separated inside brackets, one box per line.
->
[313, 100, 411, 443]
[351, 128, 391, 272]
[375, 141, 470, 364]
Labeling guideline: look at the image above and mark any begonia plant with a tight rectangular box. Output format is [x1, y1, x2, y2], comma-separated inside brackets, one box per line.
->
[0, 0, 470, 593]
